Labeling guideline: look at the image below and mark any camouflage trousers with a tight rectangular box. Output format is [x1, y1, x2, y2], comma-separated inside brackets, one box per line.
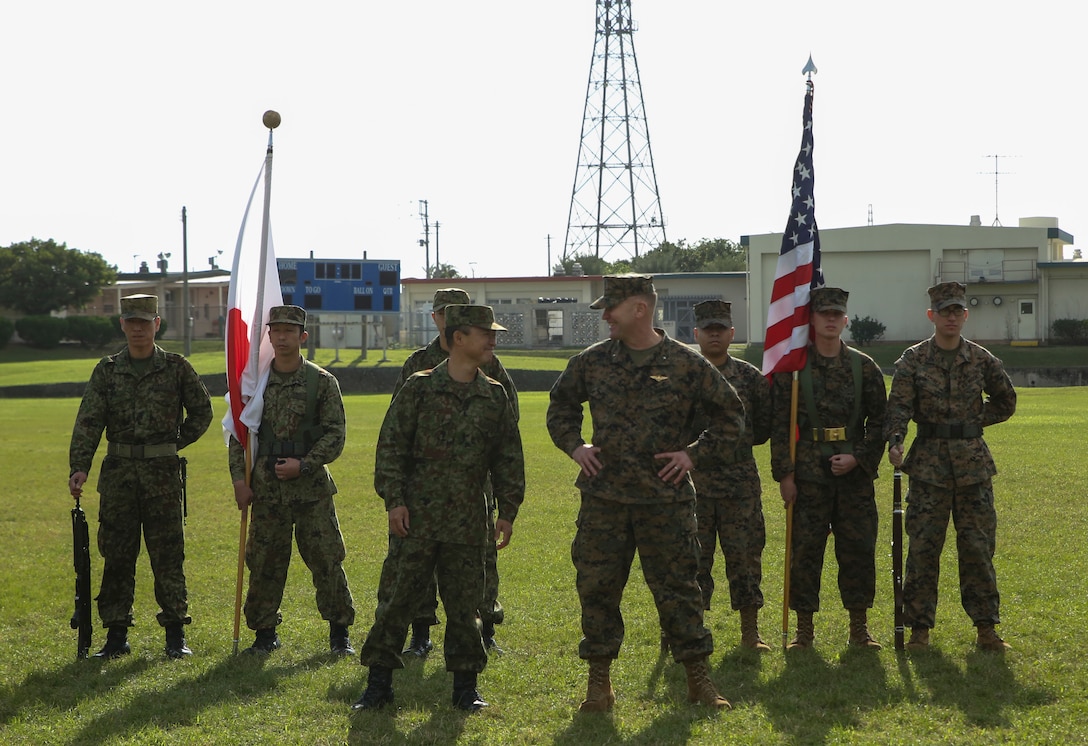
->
[789, 474, 878, 613]
[96, 456, 189, 628]
[244, 496, 355, 631]
[375, 508, 503, 629]
[903, 478, 1000, 628]
[572, 492, 713, 663]
[696, 464, 766, 611]
[360, 535, 488, 673]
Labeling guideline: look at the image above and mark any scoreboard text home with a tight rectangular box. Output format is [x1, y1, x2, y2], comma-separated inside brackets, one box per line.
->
[277, 258, 401, 313]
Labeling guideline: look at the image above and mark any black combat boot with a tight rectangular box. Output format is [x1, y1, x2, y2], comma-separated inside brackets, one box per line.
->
[244, 628, 280, 655]
[403, 621, 433, 658]
[481, 621, 503, 654]
[451, 670, 488, 712]
[165, 624, 192, 659]
[351, 666, 395, 711]
[329, 623, 355, 657]
[93, 626, 130, 659]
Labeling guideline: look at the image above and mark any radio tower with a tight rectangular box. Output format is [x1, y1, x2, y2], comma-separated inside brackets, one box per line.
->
[564, 0, 667, 262]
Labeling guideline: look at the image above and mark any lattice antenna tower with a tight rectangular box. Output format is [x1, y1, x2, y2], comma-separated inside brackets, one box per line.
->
[564, 0, 667, 262]
[980, 154, 1016, 227]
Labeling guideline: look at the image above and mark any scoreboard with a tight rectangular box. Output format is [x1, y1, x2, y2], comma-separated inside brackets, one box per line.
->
[277, 257, 400, 313]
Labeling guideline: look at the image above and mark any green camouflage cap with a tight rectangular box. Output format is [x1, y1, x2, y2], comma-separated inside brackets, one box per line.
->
[693, 299, 733, 329]
[120, 294, 159, 320]
[444, 304, 507, 331]
[589, 274, 656, 309]
[432, 288, 471, 312]
[810, 287, 849, 313]
[927, 281, 967, 311]
[266, 305, 307, 326]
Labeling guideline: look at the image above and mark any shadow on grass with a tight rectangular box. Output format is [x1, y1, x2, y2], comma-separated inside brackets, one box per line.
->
[758, 645, 892, 743]
[343, 664, 473, 744]
[909, 647, 1055, 728]
[60, 651, 331, 744]
[0, 656, 153, 725]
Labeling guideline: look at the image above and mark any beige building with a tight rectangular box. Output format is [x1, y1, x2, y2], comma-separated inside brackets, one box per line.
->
[400, 273, 749, 348]
[743, 216, 1081, 345]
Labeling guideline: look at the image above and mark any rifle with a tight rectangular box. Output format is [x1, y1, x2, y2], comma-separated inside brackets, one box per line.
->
[891, 434, 905, 650]
[70, 495, 93, 659]
[180, 456, 188, 524]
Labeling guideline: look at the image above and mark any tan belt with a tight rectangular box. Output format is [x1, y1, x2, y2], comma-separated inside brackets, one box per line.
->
[107, 442, 177, 459]
[811, 427, 849, 443]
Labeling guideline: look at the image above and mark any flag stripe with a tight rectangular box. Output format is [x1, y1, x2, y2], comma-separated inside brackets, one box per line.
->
[762, 81, 824, 376]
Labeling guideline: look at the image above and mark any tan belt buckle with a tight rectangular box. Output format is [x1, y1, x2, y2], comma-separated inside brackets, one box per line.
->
[825, 427, 847, 442]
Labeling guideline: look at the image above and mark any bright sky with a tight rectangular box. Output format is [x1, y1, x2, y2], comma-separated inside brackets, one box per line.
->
[2, 1, 1082, 281]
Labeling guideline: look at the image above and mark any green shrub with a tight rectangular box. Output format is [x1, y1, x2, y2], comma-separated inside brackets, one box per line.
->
[0, 316, 13, 350]
[65, 315, 119, 348]
[14, 315, 67, 349]
[1051, 318, 1088, 344]
[849, 315, 886, 347]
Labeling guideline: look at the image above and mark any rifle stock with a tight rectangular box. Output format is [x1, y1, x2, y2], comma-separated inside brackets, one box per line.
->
[70, 496, 93, 659]
[891, 435, 905, 650]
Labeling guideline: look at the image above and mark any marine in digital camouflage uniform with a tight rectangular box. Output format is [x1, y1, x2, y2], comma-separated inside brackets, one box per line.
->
[770, 287, 887, 650]
[229, 305, 356, 656]
[68, 293, 212, 659]
[379, 288, 519, 658]
[690, 300, 772, 652]
[885, 281, 1016, 652]
[547, 275, 741, 712]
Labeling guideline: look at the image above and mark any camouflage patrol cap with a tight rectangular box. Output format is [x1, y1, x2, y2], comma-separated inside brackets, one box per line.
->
[266, 305, 307, 326]
[120, 294, 159, 320]
[810, 287, 849, 313]
[927, 281, 968, 311]
[589, 274, 656, 309]
[432, 288, 471, 312]
[444, 304, 507, 331]
[693, 299, 733, 329]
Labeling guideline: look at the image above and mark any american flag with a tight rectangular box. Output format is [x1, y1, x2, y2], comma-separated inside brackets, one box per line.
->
[762, 80, 825, 376]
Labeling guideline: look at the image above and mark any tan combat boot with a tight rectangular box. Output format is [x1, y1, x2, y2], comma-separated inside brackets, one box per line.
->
[847, 608, 882, 649]
[739, 607, 771, 652]
[579, 657, 616, 713]
[683, 657, 731, 709]
[787, 611, 815, 650]
[976, 623, 1011, 652]
[906, 627, 930, 650]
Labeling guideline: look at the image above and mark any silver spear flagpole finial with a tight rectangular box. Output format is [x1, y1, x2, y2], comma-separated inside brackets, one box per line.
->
[802, 55, 818, 79]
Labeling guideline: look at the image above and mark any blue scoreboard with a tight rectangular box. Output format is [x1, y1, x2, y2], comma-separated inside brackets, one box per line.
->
[277, 257, 400, 313]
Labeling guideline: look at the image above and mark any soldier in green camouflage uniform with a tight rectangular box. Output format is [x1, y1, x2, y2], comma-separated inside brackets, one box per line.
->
[353, 304, 525, 713]
[690, 300, 772, 652]
[68, 294, 212, 659]
[547, 275, 741, 712]
[229, 305, 356, 656]
[770, 287, 886, 650]
[380, 288, 519, 658]
[885, 282, 1016, 652]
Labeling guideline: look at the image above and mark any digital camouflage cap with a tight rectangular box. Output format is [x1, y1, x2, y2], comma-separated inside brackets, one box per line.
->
[810, 287, 849, 313]
[693, 299, 733, 329]
[927, 281, 967, 311]
[267, 305, 307, 326]
[444, 304, 507, 331]
[432, 288, 471, 312]
[120, 294, 159, 320]
[589, 274, 656, 309]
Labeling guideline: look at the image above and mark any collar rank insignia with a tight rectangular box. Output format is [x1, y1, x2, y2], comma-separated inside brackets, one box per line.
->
[650, 375, 669, 382]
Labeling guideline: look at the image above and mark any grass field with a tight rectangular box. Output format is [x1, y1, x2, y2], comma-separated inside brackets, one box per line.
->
[1, 385, 1086, 744]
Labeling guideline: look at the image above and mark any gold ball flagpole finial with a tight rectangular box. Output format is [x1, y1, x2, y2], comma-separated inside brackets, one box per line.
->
[262, 110, 281, 130]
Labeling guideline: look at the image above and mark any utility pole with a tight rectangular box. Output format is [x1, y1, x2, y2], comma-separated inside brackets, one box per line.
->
[182, 206, 191, 356]
[434, 220, 440, 273]
[418, 199, 430, 278]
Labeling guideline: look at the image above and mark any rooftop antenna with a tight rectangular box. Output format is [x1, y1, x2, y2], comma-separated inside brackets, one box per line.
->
[980, 154, 1015, 227]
